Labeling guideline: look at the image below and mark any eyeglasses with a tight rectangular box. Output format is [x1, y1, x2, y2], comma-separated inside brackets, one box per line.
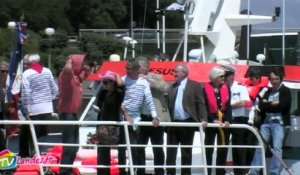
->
[126, 66, 139, 71]
[0, 70, 8, 74]
[103, 80, 114, 85]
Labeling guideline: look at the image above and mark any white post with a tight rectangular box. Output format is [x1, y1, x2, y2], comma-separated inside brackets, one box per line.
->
[131, 40, 137, 58]
[162, 10, 166, 54]
[7, 21, 17, 63]
[172, 37, 184, 61]
[29, 123, 44, 175]
[124, 45, 128, 60]
[123, 36, 132, 60]
[183, 4, 189, 62]
[156, 0, 161, 51]
[45, 28, 55, 69]
[247, 0, 250, 65]
[200, 36, 206, 62]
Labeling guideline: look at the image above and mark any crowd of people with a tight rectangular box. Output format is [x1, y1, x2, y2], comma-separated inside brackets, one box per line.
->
[0, 54, 292, 175]
[94, 57, 291, 175]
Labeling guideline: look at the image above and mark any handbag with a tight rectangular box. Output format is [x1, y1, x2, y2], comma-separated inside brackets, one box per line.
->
[97, 125, 120, 145]
[253, 108, 262, 128]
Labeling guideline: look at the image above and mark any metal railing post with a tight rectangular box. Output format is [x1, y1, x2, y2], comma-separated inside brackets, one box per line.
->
[29, 123, 44, 175]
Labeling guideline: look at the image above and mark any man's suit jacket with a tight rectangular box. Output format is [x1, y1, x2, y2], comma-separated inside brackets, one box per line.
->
[167, 79, 208, 122]
[147, 72, 171, 122]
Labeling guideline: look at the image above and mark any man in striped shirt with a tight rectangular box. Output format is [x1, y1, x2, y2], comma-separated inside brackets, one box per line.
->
[20, 54, 58, 157]
[119, 58, 157, 175]
[136, 57, 169, 175]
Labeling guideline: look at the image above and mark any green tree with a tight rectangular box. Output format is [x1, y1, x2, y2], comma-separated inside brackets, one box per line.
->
[0, 28, 15, 59]
[68, 0, 127, 31]
[81, 32, 123, 63]
[0, 0, 73, 33]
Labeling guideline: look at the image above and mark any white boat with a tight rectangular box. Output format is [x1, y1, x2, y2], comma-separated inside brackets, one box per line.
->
[4, 0, 300, 175]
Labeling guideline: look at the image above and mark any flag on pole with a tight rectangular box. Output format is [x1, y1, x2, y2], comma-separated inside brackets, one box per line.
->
[6, 22, 28, 102]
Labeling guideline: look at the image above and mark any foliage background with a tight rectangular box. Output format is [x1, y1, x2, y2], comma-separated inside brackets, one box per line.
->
[0, 0, 183, 75]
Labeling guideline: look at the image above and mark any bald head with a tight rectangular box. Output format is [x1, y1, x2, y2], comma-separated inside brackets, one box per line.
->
[174, 64, 189, 83]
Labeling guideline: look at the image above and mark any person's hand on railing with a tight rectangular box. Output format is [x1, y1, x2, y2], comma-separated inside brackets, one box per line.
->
[125, 114, 134, 125]
[213, 120, 230, 128]
[152, 117, 160, 127]
[224, 121, 230, 128]
[202, 121, 208, 128]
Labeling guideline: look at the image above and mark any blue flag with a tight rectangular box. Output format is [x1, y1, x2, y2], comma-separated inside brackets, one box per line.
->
[6, 22, 28, 102]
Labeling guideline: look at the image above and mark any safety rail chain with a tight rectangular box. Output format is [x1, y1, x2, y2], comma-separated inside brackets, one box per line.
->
[0, 120, 267, 175]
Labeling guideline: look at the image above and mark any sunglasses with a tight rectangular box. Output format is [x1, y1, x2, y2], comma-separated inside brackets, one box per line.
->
[103, 80, 114, 85]
[0, 70, 8, 73]
[125, 66, 139, 71]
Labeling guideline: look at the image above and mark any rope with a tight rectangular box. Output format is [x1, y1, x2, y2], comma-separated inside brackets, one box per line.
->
[218, 110, 225, 145]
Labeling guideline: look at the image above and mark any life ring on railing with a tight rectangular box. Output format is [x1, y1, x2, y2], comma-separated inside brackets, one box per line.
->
[45, 145, 119, 175]
[14, 164, 40, 175]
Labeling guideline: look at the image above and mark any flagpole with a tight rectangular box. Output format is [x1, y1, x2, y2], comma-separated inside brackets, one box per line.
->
[6, 22, 27, 102]
[282, 0, 285, 65]
[156, 0, 161, 52]
[247, 0, 250, 65]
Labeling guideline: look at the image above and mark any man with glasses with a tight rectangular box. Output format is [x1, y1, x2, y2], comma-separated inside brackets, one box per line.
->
[247, 68, 291, 175]
[119, 58, 157, 175]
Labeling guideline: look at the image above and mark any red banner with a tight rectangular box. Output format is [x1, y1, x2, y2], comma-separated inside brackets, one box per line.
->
[87, 61, 250, 83]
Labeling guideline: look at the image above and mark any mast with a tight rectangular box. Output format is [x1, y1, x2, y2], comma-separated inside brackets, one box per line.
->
[156, 0, 161, 53]
[247, 0, 250, 65]
[282, 0, 286, 65]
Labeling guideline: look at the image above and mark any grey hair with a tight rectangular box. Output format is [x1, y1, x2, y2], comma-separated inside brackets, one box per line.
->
[209, 66, 225, 81]
[23, 54, 31, 61]
[28, 54, 40, 63]
[127, 58, 140, 69]
[176, 64, 189, 76]
[0, 61, 9, 68]
[137, 56, 150, 68]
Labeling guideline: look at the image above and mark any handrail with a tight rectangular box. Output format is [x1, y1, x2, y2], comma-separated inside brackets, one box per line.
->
[0, 120, 267, 175]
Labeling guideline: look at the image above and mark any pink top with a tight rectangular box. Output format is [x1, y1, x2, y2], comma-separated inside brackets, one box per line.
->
[58, 54, 89, 114]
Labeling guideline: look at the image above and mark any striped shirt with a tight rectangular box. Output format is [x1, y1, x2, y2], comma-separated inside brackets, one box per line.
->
[21, 68, 58, 115]
[122, 76, 157, 119]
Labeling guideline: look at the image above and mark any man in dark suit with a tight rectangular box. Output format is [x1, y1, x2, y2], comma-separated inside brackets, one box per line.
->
[166, 64, 208, 175]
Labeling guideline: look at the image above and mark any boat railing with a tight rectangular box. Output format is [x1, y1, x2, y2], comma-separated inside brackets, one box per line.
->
[0, 120, 267, 175]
